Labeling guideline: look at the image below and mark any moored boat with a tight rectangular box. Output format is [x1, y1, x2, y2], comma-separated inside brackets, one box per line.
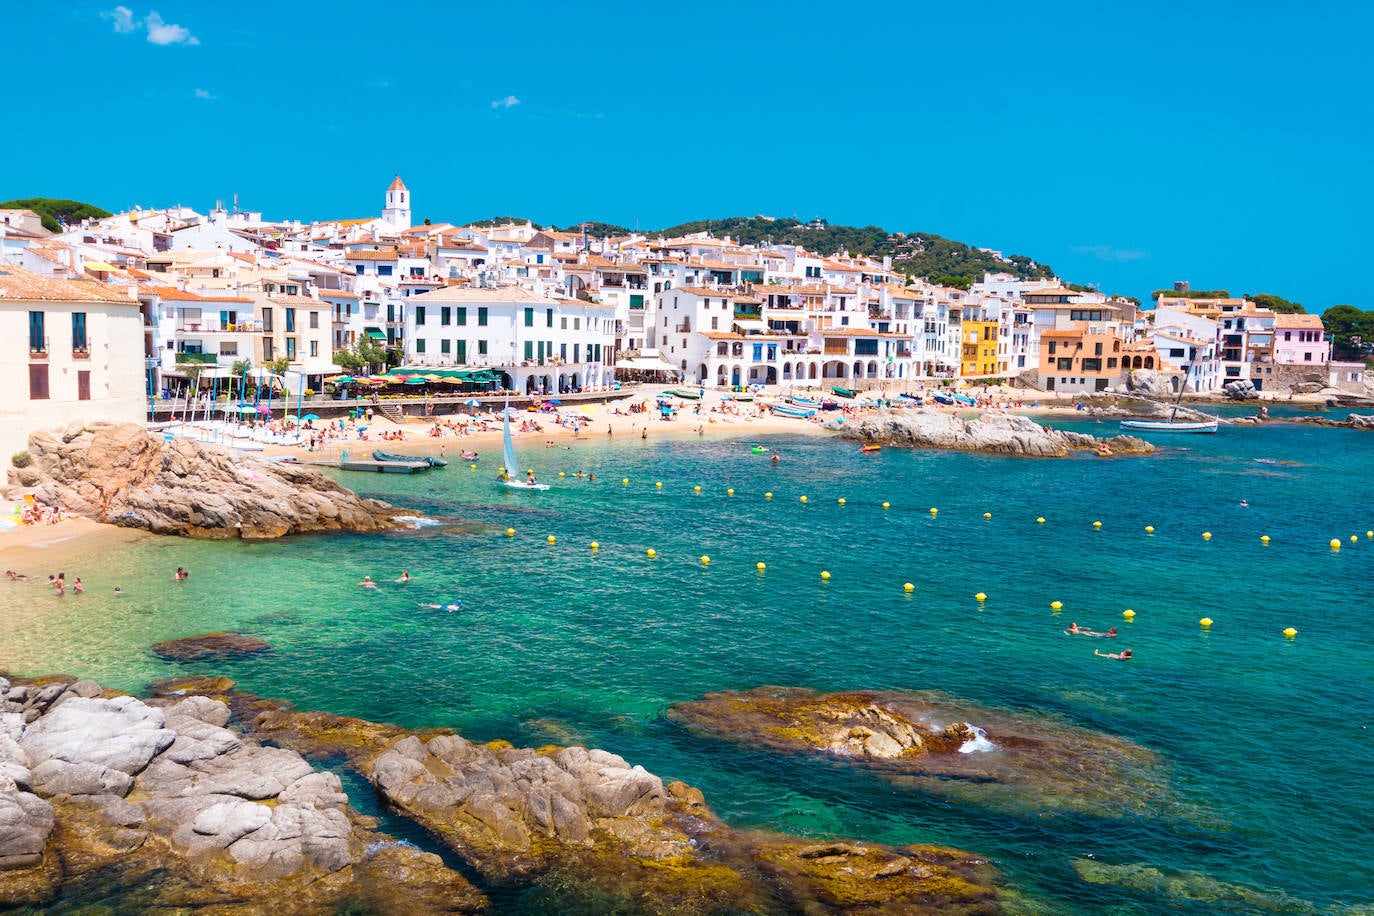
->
[860, 445, 881, 453]
[832, 386, 857, 399]
[1119, 417, 1219, 433]
[773, 403, 816, 418]
[372, 450, 448, 467]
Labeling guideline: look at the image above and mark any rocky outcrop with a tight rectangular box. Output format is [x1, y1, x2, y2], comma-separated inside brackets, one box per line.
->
[839, 410, 1155, 457]
[0, 675, 487, 912]
[152, 633, 273, 662]
[8, 423, 410, 539]
[1120, 369, 1175, 398]
[669, 687, 1172, 819]
[1288, 412, 1374, 430]
[1224, 379, 1259, 399]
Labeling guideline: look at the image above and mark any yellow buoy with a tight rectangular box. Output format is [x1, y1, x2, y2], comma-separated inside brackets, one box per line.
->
[693, 485, 701, 493]
[820, 570, 830, 580]
[1261, 535, 1271, 544]
[506, 528, 515, 537]
[655, 481, 663, 488]
[1093, 521, 1102, 529]
[903, 582, 915, 592]
[1367, 531, 1373, 539]
[929, 507, 938, 515]
[800, 495, 808, 503]
[882, 502, 890, 509]
[1330, 539, 1342, 550]
[1202, 532, 1212, 540]
[983, 512, 992, 520]
[547, 535, 556, 545]
[646, 548, 656, 558]
[1036, 517, 1046, 524]
[1199, 617, 1213, 627]
[470, 463, 477, 470]
[1051, 600, 1063, 610]
[558, 471, 566, 478]
[622, 478, 629, 485]
[1122, 609, 1136, 619]
[727, 488, 735, 496]
[590, 541, 599, 550]
[700, 555, 710, 565]
[1352, 535, 1359, 543]
[765, 492, 773, 500]
[756, 562, 766, 571]
[1145, 526, 1155, 534]
[975, 592, 987, 602]
[837, 497, 846, 506]
[1283, 627, 1298, 638]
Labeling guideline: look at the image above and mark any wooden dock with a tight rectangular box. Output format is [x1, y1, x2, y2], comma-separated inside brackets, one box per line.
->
[289, 458, 431, 474]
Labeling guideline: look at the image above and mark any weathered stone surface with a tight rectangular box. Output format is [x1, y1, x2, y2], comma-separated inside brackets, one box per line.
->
[1289, 412, 1374, 430]
[839, 409, 1155, 457]
[8, 422, 410, 539]
[669, 686, 1172, 818]
[152, 632, 272, 662]
[20, 696, 174, 795]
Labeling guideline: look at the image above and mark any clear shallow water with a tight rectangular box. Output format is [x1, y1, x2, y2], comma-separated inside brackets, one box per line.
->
[2, 418, 1372, 912]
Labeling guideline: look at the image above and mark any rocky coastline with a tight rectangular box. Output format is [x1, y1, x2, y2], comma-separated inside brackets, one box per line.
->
[1, 671, 1003, 914]
[837, 410, 1155, 457]
[7, 423, 410, 539]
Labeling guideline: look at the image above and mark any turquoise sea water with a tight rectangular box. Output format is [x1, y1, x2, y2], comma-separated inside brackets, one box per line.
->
[3, 412, 1372, 912]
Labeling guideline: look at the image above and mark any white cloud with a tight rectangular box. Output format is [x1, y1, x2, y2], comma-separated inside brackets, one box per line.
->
[490, 95, 520, 110]
[102, 6, 136, 33]
[194, 88, 215, 100]
[145, 11, 199, 45]
[1070, 244, 1148, 263]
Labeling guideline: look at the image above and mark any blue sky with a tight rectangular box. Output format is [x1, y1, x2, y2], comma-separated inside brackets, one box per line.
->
[5, 1, 1370, 307]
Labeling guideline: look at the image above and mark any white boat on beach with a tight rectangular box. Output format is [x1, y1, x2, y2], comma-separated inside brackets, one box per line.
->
[1119, 417, 1219, 433]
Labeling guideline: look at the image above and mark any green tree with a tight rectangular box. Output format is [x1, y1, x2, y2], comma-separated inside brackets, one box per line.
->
[0, 198, 112, 233]
[332, 337, 387, 374]
[1247, 293, 1305, 314]
[267, 356, 290, 377]
[1321, 305, 1374, 358]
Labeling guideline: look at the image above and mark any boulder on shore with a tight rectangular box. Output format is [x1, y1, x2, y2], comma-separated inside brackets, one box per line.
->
[7, 423, 409, 539]
[838, 409, 1154, 457]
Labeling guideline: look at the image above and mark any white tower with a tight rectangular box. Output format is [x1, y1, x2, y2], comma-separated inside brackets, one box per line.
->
[382, 175, 411, 229]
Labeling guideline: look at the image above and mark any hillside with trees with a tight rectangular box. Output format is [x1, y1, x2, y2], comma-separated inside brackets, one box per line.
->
[0, 198, 111, 233]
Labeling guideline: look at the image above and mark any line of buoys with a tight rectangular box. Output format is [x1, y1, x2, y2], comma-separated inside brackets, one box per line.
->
[820, 570, 831, 580]
[1202, 532, 1212, 540]
[646, 548, 656, 558]
[1351, 535, 1359, 543]
[1283, 627, 1298, 638]
[1367, 531, 1373, 539]
[546, 535, 556, 545]
[1330, 538, 1341, 550]
[903, 582, 915, 592]
[1145, 526, 1155, 534]
[1050, 600, 1063, 610]
[1122, 609, 1136, 619]
[1199, 617, 1213, 627]
[975, 592, 987, 602]
[506, 528, 515, 537]
[1092, 521, 1102, 529]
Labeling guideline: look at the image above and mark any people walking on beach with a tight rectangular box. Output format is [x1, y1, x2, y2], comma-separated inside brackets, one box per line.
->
[1095, 648, 1132, 660]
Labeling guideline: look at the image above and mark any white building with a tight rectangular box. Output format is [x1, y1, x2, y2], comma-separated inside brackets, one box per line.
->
[405, 285, 615, 393]
[0, 266, 146, 459]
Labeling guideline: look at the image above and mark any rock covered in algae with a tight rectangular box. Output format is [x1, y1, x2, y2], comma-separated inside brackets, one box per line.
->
[1069, 858, 1363, 914]
[151, 632, 272, 662]
[668, 686, 1170, 817]
[0, 674, 488, 913]
[838, 409, 1154, 457]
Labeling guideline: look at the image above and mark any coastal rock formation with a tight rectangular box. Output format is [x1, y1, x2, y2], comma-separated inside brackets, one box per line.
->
[7, 423, 409, 539]
[0, 675, 487, 912]
[152, 632, 273, 662]
[1069, 859, 1339, 912]
[1288, 412, 1374, 430]
[1224, 379, 1259, 399]
[1120, 369, 1174, 398]
[838, 409, 1155, 457]
[668, 687, 1171, 818]
[232, 691, 1002, 913]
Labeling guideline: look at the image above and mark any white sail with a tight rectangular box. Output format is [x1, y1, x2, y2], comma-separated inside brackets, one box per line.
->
[502, 404, 519, 475]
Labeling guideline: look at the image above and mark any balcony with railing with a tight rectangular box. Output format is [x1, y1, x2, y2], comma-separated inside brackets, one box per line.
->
[176, 321, 263, 334]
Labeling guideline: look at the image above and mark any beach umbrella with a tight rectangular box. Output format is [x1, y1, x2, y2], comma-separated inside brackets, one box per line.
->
[257, 405, 271, 414]
[332, 376, 356, 384]
[404, 377, 426, 385]
[423, 374, 445, 382]
[236, 405, 257, 415]
[301, 413, 320, 421]
[464, 398, 480, 406]
[546, 398, 562, 405]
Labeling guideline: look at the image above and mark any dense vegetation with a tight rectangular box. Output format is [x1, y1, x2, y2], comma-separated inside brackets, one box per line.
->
[0, 198, 111, 233]
[648, 216, 1052, 288]
[1245, 293, 1306, 314]
[1150, 288, 1234, 300]
[1321, 305, 1374, 359]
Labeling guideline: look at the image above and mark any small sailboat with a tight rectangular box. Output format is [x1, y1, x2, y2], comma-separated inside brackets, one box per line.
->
[1120, 365, 1220, 434]
[497, 403, 550, 491]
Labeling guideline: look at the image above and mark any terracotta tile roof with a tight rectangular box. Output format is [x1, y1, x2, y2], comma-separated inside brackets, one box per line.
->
[1272, 313, 1324, 329]
[317, 289, 360, 299]
[0, 266, 135, 303]
[145, 285, 253, 303]
[266, 295, 322, 306]
[347, 248, 400, 261]
[388, 175, 408, 191]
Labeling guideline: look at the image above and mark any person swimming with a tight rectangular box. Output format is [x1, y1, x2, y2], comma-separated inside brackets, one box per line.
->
[418, 600, 462, 612]
[113, 587, 124, 597]
[359, 576, 377, 588]
[1095, 648, 1132, 660]
[397, 571, 411, 583]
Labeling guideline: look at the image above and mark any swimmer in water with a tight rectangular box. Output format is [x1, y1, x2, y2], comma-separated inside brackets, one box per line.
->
[1240, 499, 1249, 507]
[397, 571, 411, 583]
[113, 587, 124, 597]
[359, 576, 377, 588]
[1095, 648, 1132, 660]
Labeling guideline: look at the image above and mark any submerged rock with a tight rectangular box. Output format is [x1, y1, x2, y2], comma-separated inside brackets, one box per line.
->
[152, 633, 272, 663]
[668, 686, 1170, 818]
[8, 422, 410, 539]
[838, 409, 1154, 457]
[1070, 858, 1330, 913]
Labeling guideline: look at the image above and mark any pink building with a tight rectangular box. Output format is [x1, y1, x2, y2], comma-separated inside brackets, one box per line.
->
[1271, 313, 1330, 364]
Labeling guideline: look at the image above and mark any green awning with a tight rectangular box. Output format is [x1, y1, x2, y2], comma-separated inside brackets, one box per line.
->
[364, 327, 386, 340]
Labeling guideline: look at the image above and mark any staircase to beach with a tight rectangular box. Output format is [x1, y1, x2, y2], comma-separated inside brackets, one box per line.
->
[376, 404, 404, 423]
